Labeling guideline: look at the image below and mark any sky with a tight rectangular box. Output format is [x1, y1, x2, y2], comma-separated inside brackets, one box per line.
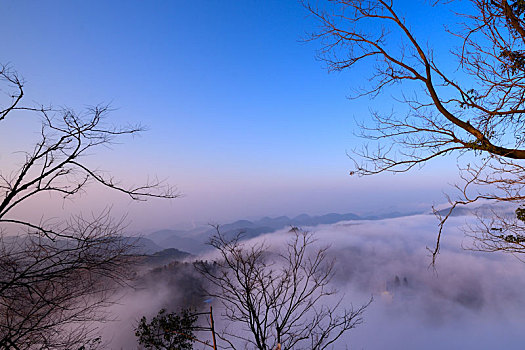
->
[0, 0, 467, 232]
[3, 3, 525, 349]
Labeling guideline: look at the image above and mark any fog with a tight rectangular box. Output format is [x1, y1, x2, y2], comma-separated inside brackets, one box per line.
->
[310, 215, 525, 349]
[104, 212, 525, 349]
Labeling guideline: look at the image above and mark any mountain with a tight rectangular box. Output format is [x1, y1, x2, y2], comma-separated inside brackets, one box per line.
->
[434, 202, 516, 218]
[148, 229, 188, 242]
[118, 237, 164, 255]
[142, 248, 192, 265]
[434, 206, 475, 217]
[157, 232, 206, 255]
[1, 235, 167, 257]
[362, 211, 422, 220]
[146, 210, 425, 254]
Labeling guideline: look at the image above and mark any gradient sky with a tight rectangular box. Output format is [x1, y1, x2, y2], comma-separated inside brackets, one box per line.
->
[0, 1, 466, 232]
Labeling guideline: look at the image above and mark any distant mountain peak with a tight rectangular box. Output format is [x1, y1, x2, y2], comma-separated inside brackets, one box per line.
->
[147, 210, 422, 253]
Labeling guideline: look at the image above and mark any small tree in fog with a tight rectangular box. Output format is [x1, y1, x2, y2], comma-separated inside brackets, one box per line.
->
[196, 228, 369, 350]
[135, 309, 197, 350]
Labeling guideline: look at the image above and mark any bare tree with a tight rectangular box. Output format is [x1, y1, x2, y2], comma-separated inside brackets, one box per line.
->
[305, 0, 525, 261]
[0, 65, 178, 349]
[196, 228, 369, 350]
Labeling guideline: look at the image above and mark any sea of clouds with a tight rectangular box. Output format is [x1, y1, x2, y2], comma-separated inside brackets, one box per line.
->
[105, 212, 525, 349]
[304, 214, 525, 349]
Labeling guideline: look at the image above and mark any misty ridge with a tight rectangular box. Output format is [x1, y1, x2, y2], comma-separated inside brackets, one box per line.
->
[101, 201, 525, 349]
[2, 200, 521, 349]
[131, 200, 515, 256]
[140, 210, 423, 255]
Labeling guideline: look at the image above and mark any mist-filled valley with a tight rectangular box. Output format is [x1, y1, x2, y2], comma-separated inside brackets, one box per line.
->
[102, 205, 525, 349]
[4, 1, 525, 348]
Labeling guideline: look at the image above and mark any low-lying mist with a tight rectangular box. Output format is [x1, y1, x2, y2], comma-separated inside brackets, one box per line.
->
[312, 215, 525, 349]
[104, 213, 525, 349]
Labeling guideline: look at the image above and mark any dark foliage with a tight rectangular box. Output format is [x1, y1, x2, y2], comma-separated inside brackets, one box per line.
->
[135, 309, 197, 350]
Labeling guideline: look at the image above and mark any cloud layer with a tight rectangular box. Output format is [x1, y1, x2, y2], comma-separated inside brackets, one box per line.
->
[294, 215, 525, 349]
[104, 213, 525, 349]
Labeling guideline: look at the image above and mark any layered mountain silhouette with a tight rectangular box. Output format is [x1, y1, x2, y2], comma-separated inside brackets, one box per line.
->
[146, 211, 420, 254]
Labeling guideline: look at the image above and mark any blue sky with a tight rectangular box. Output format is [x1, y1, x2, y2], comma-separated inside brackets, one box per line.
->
[0, 1, 462, 231]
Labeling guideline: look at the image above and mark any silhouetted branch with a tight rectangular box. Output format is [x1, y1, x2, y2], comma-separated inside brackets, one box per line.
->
[0, 66, 178, 348]
[306, 0, 525, 262]
[196, 227, 369, 350]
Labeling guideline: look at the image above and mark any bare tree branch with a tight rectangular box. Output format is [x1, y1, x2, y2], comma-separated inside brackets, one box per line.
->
[196, 227, 369, 350]
[0, 66, 178, 348]
[306, 0, 525, 262]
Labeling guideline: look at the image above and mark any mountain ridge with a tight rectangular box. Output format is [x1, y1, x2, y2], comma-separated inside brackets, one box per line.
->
[146, 210, 422, 254]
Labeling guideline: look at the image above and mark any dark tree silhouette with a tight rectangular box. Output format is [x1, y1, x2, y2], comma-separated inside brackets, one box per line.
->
[305, 0, 525, 262]
[197, 228, 369, 350]
[0, 65, 178, 349]
[135, 309, 197, 350]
